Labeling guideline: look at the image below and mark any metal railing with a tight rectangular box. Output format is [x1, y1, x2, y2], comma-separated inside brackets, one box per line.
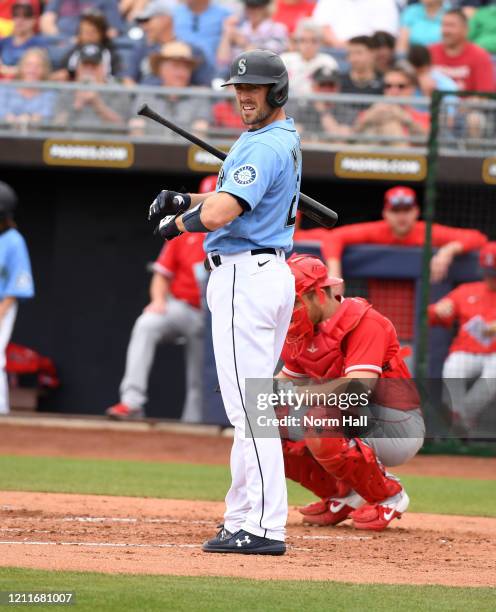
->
[0, 80, 495, 153]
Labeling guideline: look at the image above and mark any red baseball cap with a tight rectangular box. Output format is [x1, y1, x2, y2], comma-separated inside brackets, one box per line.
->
[287, 254, 342, 296]
[383, 186, 417, 210]
[479, 242, 496, 274]
[198, 175, 218, 194]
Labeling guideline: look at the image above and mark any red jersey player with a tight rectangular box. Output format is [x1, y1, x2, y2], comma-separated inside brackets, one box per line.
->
[105, 175, 216, 421]
[278, 254, 425, 531]
[428, 242, 496, 431]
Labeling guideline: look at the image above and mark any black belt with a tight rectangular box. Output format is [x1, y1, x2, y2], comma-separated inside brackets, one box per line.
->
[204, 248, 278, 272]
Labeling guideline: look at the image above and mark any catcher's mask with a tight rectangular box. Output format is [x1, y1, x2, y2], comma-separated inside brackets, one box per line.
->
[286, 254, 342, 356]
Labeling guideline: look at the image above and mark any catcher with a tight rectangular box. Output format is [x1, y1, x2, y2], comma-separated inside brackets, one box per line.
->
[277, 254, 425, 531]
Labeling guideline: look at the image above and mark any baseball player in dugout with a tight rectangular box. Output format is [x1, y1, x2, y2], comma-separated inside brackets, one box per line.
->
[429, 242, 496, 433]
[148, 50, 301, 555]
[106, 176, 216, 423]
[0, 181, 35, 415]
[278, 255, 425, 531]
[325, 186, 487, 283]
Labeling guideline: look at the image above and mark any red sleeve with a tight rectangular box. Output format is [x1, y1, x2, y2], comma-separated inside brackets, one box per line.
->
[321, 222, 385, 260]
[431, 224, 488, 252]
[428, 286, 461, 327]
[342, 319, 387, 376]
[472, 47, 495, 92]
[153, 241, 177, 277]
[281, 343, 306, 379]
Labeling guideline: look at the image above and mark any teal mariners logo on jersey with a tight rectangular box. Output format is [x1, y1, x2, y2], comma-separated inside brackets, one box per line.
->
[233, 165, 257, 186]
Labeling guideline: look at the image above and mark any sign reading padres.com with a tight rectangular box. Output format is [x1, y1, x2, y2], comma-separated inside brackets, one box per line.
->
[334, 152, 426, 181]
[43, 139, 134, 168]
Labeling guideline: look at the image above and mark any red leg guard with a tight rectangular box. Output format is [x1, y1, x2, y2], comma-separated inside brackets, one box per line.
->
[305, 436, 402, 504]
[282, 440, 350, 500]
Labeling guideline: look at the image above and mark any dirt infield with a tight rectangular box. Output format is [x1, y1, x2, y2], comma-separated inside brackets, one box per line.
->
[1, 423, 496, 479]
[1, 423, 495, 586]
[0, 492, 494, 587]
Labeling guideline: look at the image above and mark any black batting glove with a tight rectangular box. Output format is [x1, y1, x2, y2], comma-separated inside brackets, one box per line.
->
[154, 214, 182, 242]
[148, 190, 191, 221]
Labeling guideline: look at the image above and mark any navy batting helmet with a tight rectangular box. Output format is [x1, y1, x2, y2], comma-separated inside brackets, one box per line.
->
[222, 49, 289, 108]
[0, 181, 17, 218]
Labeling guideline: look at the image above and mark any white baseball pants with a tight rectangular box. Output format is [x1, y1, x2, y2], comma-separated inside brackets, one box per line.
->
[443, 351, 496, 427]
[0, 302, 18, 414]
[206, 250, 295, 542]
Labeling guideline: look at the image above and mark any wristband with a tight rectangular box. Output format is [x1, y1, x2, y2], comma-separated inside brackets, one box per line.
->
[182, 203, 211, 233]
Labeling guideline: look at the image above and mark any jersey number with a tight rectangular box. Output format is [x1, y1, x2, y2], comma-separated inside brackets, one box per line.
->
[285, 193, 297, 227]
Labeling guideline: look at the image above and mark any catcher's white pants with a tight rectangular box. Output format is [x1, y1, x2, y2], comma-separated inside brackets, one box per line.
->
[443, 351, 496, 427]
[206, 250, 294, 542]
[0, 302, 17, 414]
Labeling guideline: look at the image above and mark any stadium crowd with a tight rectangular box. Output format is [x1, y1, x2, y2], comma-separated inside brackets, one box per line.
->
[0, 0, 494, 140]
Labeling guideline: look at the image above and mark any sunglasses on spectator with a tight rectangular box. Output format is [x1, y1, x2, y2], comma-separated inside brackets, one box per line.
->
[296, 37, 320, 44]
[12, 6, 35, 18]
[384, 81, 410, 90]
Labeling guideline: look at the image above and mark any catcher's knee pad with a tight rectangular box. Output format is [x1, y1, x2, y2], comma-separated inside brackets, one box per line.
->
[282, 440, 349, 499]
[305, 435, 402, 504]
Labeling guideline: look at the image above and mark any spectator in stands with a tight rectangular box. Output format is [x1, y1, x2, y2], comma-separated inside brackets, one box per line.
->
[272, 0, 314, 35]
[0, 1, 46, 80]
[130, 41, 210, 136]
[217, 0, 288, 70]
[322, 186, 487, 351]
[468, 2, 496, 53]
[1, 47, 55, 127]
[340, 36, 384, 95]
[288, 65, 352, 142]
[312, 0, 399, 49]
[105, 177, 214, 422]
[371, 30, 396, 75]
[173, 0, 231, 79]
[281, 19, 338, 95]
[124, 1, 210, 87]
[0, 181, 35, 415]
[119, 0, 149, 26]
[53, 10, 120, 81]
[40, 0, 122, 38]
[55, 44, 127, 128]
[354, 63, 430, 146]
[325, 186, 487, 283]
[429, 242, 496, 432]
[430, 9, 495, 91]
[407, 43, 458, 96]
[396, 0, 447, 53]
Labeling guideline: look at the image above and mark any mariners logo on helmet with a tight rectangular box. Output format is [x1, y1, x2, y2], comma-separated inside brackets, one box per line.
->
[233, 165, 257, 186]
[238, 58, 247, 75]
[222, 49, 289, 108]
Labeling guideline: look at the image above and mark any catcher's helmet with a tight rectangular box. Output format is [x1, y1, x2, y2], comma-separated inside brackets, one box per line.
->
[222, 49, 289, 108]
[287, 254, 342, 297]
[0, 181, 17, 217]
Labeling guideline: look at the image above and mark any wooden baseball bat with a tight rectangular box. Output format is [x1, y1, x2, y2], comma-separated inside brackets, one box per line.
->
[137, 104, 338, 229]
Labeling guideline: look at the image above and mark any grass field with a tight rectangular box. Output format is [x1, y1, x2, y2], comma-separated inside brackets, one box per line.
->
[0, 454, 494, 517]
[0, 452, 494, 611]
[0, 568, 495, 612]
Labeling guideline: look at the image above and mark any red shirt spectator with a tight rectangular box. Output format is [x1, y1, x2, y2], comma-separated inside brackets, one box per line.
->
[153, 233, 205, 309]
[272, 0, 314, 35]
[212, 99, 244, 130]
[324, 186, 487, 339]
[429, 9, 495, 91]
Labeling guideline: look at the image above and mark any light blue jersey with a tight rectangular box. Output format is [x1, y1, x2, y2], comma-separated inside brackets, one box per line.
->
[0, 229, 34, 301]
[204, 117, 302, 255]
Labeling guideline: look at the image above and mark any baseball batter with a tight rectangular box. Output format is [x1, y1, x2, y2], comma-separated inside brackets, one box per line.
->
[148, 50, 301, 555]
[0, 181, 34, 414]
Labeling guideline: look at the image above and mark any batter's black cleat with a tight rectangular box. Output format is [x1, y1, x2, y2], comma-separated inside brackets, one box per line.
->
[203, 524, 233, 548]
[202, 529, 286, 555]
